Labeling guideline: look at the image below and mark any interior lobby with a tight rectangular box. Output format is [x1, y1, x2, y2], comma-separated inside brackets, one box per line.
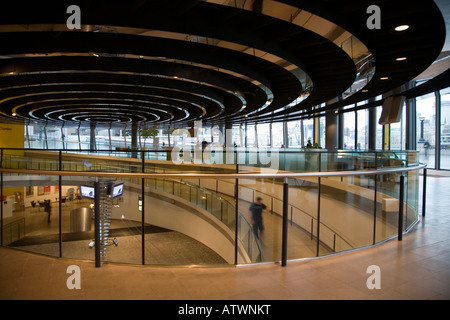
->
[1, 0, 450, 301]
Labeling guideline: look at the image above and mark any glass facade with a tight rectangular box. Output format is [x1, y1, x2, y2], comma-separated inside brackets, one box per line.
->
[22, 85, 450, 169]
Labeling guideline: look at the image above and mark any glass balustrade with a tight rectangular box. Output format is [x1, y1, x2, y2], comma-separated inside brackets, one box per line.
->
[1, 148, 424, 267]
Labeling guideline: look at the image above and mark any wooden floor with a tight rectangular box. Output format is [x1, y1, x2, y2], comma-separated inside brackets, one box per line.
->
[0, 171, 449, 300]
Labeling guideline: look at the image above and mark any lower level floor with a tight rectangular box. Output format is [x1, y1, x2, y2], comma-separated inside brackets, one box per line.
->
[0, 171, 449, 300]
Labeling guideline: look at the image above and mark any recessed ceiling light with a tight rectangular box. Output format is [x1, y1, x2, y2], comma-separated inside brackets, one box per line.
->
[362, 89, 369, 93]
[396, 57, 408, 61]
[380, 77, 389, 80]
[394, 25, 410, 32]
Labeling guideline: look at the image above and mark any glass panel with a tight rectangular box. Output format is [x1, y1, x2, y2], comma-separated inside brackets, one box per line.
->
[390, 104, 406, 150]
[5, 174, 60, 258]
[272, 122, 284, 148]
[416, 92, 436, 168]
[374, 172, 400, 243]
[319, 116, 326, 149]
[61, 178, 95, 262]
[287, 177, 321, 259]
[376, 106, 383, 150]
[237, 178, 270, 264]
[257, 123, 271, 147]
[357, 109, 368, 151]
[440, 89, 450, 169]
[303, 119, 314, 147]
[405, 170, 420, 231]
[287, 120, 302, 147]
[343, 111, 356, 150]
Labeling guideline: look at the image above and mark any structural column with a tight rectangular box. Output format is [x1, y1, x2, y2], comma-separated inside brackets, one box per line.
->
[368, 100, 377, 150]
[325, 110, 339, 150]
[325, 98, 339, 150]
[90, 122, 96, 151]
[131, 122, 138, 158]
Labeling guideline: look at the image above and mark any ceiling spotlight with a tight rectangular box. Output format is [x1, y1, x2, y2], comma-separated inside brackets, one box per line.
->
[394, 25, 410, 32]
[380, 76, 389, 80]
[396, 57, 408, 61]
[362, 89, 369, 93]
[12, 112, 16, 116]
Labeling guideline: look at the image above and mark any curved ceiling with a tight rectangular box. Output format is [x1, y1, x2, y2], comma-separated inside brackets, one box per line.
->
[0, 0, 446, 128]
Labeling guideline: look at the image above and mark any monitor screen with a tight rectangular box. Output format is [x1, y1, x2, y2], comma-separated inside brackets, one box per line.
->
[80, 185, 95, 199]
[112, 183, 124, 198]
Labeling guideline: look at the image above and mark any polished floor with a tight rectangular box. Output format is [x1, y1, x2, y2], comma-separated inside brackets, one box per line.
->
[0, 170, 449, 300]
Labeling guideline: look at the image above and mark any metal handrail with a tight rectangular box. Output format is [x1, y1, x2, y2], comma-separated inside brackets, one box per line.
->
[0, 164, 427, 178]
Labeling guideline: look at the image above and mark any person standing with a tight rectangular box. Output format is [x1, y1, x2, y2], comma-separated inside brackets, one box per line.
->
[249, 197, 266, 239]
[44, 200, 52, 223]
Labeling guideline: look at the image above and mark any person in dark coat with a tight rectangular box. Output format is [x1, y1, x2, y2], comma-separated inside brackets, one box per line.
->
[44, 200, 51, 223]
[249, 197, 266, 239]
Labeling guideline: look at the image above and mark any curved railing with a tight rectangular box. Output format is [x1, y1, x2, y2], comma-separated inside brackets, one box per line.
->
[1, 148, 426, 267]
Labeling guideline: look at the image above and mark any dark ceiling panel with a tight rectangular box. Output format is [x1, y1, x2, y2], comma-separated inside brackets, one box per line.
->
[0, 0, 446, 127]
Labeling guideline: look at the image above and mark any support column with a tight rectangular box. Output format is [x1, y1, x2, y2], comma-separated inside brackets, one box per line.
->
[325, 98, 339, 150]
[368, 102, 377, 150]
[405, 82, 416, 151]
[283, 122, 288, 148]
[281, 179, 289, 267]
[383, 124, 390, 150]
[325, 110, 339, 150]
[131, 122, 138, 158]
[90, 122, 96, 151]
[435, 90, 441, 169]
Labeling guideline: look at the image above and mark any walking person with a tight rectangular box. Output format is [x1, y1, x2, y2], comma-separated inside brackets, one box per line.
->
[249, 197, 266, 239]
[44, 200, 51, 223]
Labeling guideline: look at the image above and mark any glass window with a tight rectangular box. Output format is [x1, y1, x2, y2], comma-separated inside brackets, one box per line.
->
[303, 119, 314, 147]
[246, 124, 256, 147]
[231, 125, 241, 147]
[357, 109, 368, 150]
[416, 93, 436, 168]
[257, 123, 270, 147]
[287, 121, 302, 147]
[376, 106, 383, 150]
[319, 116, 326, 149]
[271, 122, 284, 148]
[343, 111, 355, 149]
[440, 88, 450, 170]
[390, 103, 406, 150]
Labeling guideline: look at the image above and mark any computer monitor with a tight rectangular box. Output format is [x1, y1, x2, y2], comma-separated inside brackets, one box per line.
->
[80, 185, 95, 199]
[112, 183, 124, 198]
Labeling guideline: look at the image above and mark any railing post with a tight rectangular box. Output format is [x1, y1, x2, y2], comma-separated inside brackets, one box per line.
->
[58, 150, 62, 258]
[316, 177, 321, 257]
[398, 174, 405, 241]
[234, 150, 239, 265]
[94, 180, 101, 268]
[141, 151, 146, 265]
[372, 173, 378, 245]
[422, 168, 427, 218]
[281, 178, 289, 267]
[1, 148, 3, 247]
[372, 154, 378, 245]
